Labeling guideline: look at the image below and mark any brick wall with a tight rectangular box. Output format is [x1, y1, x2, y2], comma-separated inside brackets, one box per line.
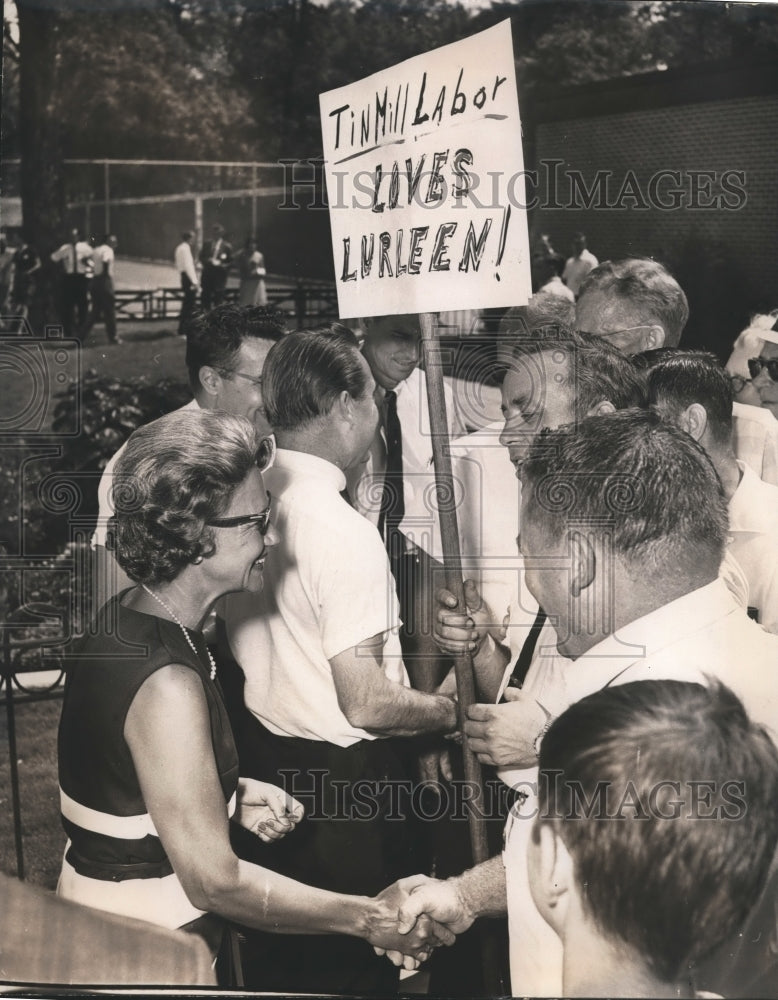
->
[529, 69, 778, 357]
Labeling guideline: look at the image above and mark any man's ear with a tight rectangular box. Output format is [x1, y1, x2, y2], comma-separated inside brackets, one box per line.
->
[678, 402, 707, 442]
[533, 823, 575, 927]
[640, 325, 666, 351]
[336, 389, 355, 425]
[586, 399, 615, 417]
[198, 365, 222, 398]
[569, 530, 596, 598]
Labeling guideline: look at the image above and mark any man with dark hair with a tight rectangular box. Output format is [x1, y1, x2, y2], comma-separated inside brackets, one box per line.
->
[407, 409, 778, 997]
[91, 303, 288, 607]
[173, 230, 199, 337]
[562, 232, 598, 297]
[576, 256, 689, 353]
[83, 234, 119, 344]
[528, 680, 778, 997]
[223, 328, 457, 995]
[51, 227, 93, 339]
[199, 223, 233, 310]
[647, 350, 778, 632]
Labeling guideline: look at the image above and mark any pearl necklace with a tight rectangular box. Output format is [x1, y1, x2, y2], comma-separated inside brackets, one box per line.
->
[142, 584, 217, 680]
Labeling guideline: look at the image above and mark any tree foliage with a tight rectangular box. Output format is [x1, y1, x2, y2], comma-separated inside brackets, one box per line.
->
[6, 0, 778, 168]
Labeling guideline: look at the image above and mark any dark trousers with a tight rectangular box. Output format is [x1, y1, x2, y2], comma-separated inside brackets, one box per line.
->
[59, 274, 88, 338]
[178, 273, 198, 336]
[230, 714, 419, 995]
[200, 264, 227, 311]
[84, 276, 117, 342]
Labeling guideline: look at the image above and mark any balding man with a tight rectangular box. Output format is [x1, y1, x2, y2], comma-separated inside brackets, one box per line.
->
[575, 256, 689, 353]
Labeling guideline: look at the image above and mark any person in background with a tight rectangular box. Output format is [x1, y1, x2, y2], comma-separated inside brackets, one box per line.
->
[83, 234, 119, 345]
[238, 236, 268, 307]
[174, 231, 199, 338]
[646, 350, 778, 633]
[576, 256, 688, 354]
[577, 257, 778, 486]
[51, 227, 93, 339]
[59, 408, 447, 986]
[527, 680, 778, 998]
[0, 234, 14, 311]
[91, 304, 287, 611]
[561, 232, 598, 297]
[533, 252, 574, 302]
[749, 319, 778, 423]
[723, 313, 773, 409]
[10, 233, 41, 324]
[199, 224, 233, 310]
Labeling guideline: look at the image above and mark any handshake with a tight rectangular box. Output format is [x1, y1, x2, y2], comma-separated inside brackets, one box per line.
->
[367, 873, 476, 971]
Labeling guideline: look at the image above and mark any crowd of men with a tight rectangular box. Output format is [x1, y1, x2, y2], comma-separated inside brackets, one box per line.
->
[90, 246, 778, 997]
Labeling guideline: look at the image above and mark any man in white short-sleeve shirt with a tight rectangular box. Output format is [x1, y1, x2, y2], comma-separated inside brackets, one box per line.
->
[223, 328, 456, 995]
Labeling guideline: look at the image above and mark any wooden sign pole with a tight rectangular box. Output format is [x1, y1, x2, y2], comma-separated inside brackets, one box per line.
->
[418, 311, 489, 866]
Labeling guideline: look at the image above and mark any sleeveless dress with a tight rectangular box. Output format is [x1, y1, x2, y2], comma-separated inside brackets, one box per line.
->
[57, 594, 239, 930]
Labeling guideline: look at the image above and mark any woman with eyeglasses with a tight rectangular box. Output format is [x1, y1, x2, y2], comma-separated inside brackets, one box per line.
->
[724, 313, 774, 409]
[748, 326, 778, 422]
[57, 408, 448, 982]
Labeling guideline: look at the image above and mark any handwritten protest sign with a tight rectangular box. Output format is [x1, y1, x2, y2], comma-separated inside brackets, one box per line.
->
[319, 19, 531, 319]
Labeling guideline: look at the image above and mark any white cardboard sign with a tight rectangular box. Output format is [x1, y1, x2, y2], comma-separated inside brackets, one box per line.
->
[319, 19, 532, 319]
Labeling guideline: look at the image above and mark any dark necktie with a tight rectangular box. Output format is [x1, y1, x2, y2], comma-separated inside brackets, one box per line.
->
[72, 243, 78, 274]
[502, 606, 547, 698]
[378, 389, 404, 546]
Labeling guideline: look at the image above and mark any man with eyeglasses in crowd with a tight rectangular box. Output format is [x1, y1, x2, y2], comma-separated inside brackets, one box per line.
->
[91, 303, 288, 610]
[576, 257, 778, 485]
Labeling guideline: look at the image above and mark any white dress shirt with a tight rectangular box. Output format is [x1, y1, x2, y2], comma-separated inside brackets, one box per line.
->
[502, 579, 778, 998]
[174, 241, 198, 285]
[728, 460, 778, 632]
[91, 244, 115, 278]
[349, 366, 463, 559]
[562, 248, 598, 296]
[732, 401, 778, 486]
[225, 449, 409, 748]
[51, 241, 93, 275]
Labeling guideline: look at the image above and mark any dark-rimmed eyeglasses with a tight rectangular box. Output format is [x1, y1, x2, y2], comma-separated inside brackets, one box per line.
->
[748, 357, 778, 383]
[207, 494, 273, 534]
[217, 367, 263, 389]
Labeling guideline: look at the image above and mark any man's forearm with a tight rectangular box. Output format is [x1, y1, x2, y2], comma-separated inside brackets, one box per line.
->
[472, 634, 511, 703]
[450, 855, 507, 920]
[350, 686, 457, 738]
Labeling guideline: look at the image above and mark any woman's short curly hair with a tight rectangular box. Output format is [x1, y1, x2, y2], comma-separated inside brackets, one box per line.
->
[108, 408, 259, 585]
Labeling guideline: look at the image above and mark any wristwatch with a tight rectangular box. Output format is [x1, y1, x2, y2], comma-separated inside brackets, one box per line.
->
[533, 703, 555, 758]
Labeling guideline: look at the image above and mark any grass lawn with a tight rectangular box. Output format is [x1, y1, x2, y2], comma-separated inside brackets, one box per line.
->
[0, 696, 63, 889]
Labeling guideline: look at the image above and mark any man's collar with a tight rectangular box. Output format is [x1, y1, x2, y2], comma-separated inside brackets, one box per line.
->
[272, 448, 346, 490]
[576, 578, 735, 665]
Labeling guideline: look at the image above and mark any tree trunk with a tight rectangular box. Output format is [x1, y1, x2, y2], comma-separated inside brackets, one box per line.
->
[17, 0, 64, 332]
